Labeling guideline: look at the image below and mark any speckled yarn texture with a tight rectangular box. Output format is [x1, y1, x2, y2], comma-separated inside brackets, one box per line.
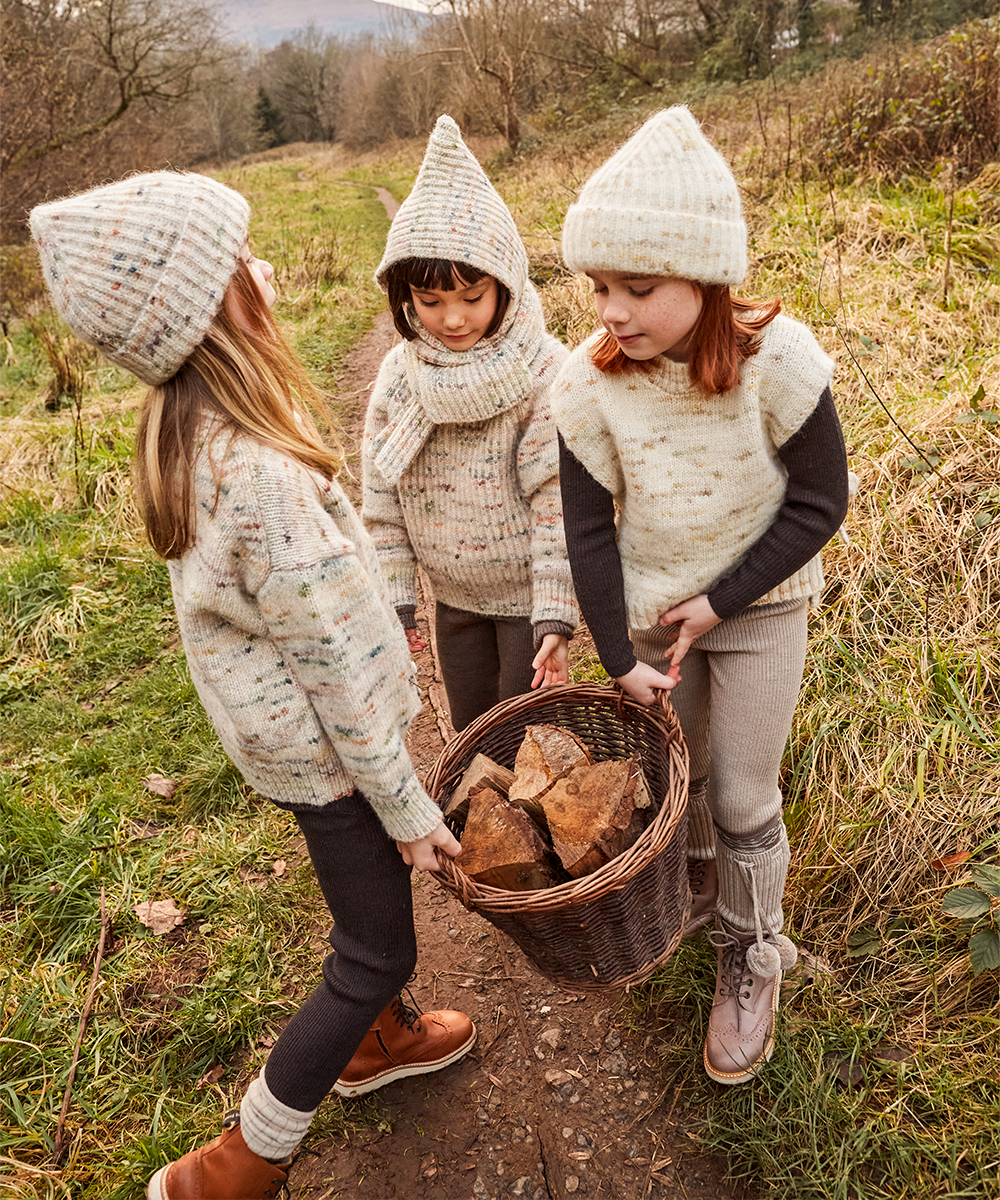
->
[29, 171, 249, 384]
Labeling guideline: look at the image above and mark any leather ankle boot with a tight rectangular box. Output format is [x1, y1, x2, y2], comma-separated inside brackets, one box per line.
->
[334, 993, 476, 1097]
[146, 1112, 293, 1200]
[682, 857, 718, 938]
[703, 918, 787, 1085]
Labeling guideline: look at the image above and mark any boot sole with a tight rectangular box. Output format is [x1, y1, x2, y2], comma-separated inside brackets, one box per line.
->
[146, 1167, 168, 1200]
[333, 1025, 477, 1097]
[703, 971, 780, 1086]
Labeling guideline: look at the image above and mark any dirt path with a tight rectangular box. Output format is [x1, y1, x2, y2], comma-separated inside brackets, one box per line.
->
[290, 188, 747, 1200]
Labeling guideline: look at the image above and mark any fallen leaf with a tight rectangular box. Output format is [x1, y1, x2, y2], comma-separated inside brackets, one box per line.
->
[134, 899, 186, 935]
[143, 774, 177, 798]
[272, 860, 287, 877]
[930, 851, 973, 871]
[197, 1064, 225, 1088]
[487, 1073, 504, 1088]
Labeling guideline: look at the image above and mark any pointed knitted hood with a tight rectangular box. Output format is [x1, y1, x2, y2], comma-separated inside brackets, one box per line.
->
[561, 106, 747, 285]
[374, 114, 528, 301]
[368, 115, 548, 481]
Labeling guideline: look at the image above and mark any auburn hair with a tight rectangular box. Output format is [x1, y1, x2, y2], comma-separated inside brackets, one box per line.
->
[590, 283, 781, 395]
[134, 258, 343, 560]
[382, 257, 511, 341]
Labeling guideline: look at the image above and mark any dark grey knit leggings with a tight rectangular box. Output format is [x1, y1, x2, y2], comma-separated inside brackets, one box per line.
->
[262, 792, 417, 1113]
[434, 600, 535, 732]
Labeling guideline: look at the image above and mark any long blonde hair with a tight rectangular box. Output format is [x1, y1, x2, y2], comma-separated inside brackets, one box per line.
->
[134, 259, 343, 559]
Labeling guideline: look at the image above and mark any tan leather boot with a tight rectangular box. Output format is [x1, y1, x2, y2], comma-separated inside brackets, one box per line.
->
[146, 1112, 293, 1200]
[703, 919, 783, 1085]
[682, 857, 718, 938]
[334, 993, 476, 1097]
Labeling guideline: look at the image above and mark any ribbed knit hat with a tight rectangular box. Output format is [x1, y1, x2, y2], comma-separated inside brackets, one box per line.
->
[561, 106, 747, 285]
[29, 171, 250, 385]
[375, 115, 528, 299]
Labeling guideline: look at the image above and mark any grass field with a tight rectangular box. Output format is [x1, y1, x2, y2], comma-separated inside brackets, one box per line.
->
[2, 19, 998, 1199]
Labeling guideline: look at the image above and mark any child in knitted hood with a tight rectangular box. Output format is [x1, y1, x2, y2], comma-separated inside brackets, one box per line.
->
[363, 115, 578, 732]
[553, 107, 850, 1085]
[30, 171, 477, 1200]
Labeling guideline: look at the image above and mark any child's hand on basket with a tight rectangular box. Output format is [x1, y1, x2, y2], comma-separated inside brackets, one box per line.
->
[658, 594, 721, 668]
[404, 626, 428, 654]
[397, 820, 461, 872]
[615, 660, 679, 706]
[531, 633, 569, 689]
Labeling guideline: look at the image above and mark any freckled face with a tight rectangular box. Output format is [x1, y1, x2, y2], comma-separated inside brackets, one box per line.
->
[409, 273, 500, 351]
[588, 271, 703, 362]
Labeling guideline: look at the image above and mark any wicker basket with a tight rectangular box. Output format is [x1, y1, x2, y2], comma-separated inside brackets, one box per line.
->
[425, 683, 690, 992]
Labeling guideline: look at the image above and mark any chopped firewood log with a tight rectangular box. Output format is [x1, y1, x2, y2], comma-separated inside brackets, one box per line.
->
[509, 724, 593, 820]
[539, 756, 653, 879]
[457, 787, 564, 891]
[443, 753, 516, 823]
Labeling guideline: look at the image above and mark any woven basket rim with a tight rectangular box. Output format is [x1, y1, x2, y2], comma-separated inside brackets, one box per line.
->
[427, 682, 689, 912]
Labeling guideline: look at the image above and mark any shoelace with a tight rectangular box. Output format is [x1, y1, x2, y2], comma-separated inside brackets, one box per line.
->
[390, 983, 424, 1033]
[687, 859, 709, 894]
[707, 927, 757, 1011]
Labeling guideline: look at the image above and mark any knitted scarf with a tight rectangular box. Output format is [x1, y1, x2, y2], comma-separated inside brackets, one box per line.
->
[370, 282, 546, 485]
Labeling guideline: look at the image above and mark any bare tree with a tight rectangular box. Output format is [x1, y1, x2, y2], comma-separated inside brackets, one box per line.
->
[2, 0, 229, 181]
[261, 25, 349, 144]
[427, 0, 549, 153]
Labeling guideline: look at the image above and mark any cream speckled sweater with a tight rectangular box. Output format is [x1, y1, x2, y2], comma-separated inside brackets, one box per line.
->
[167, 423, 443, 843]
[362, 336, 578, 635]
[552, 314, 835, 630]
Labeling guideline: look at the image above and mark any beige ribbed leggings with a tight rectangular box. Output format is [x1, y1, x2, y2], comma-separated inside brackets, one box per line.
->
[631, 598, 808, 935]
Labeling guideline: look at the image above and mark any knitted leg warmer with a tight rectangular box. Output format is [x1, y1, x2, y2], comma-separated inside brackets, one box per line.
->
[715, 815, 796, 977]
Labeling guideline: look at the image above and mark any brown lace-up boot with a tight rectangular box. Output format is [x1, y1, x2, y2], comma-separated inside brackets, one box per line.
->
[146, 1111, 293, 1200]
[703, 918, 787, 1085]
[682, 857, 718, 939]
[334, 993, 476, 1097]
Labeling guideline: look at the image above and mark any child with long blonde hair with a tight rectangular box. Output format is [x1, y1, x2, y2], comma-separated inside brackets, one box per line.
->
[31, 171, 475, 1200]
[553, 108, 850, 1085]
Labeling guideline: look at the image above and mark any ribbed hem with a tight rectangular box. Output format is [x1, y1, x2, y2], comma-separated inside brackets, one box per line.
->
[532, 620, 575, 651]
[396, 604, 417, 630]
[240, 1071, 315, 1161]
[715, 833, 790, 935]
[685, 780, 716, 859]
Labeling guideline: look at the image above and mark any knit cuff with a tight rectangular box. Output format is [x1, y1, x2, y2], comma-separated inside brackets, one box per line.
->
[396, 604, 417, 630]
[241, 1071, 315, 1162]
[532, 620, 574, 651]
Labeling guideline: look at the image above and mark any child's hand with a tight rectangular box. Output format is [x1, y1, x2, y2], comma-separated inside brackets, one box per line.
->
[657, 594, 720, 668]
[397, 820, 461, 872]
[615, 660, 679, 706]
[404, 626, 428, 654]
[531, 633, 569, 689]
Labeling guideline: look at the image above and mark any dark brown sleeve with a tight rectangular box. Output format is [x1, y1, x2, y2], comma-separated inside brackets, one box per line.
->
[558, 435, 637, 678]
[707, 387, 850, 619]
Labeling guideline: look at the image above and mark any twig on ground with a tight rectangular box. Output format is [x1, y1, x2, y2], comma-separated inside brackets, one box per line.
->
[50, 888, 109, 1166]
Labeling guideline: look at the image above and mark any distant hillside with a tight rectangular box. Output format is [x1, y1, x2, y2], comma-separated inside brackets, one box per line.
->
[218, 0, 429, 46]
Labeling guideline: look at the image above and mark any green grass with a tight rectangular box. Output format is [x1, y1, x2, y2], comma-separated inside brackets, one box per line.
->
[2, 25, 998, 1199]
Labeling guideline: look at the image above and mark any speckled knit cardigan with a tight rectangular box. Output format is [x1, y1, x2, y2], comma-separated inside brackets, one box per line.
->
[168, 422, 444, 844]
[552, 314, 835, 630]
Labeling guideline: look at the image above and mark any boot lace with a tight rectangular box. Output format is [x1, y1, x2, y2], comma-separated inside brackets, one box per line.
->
[687, 858, 709, 895]
[707, 927, 756, 1012]
[390, 981, 424, 1033]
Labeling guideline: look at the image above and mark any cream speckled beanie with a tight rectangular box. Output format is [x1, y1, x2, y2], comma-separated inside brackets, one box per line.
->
[561, 106, 747, 285]
[374, 114, 527, 299]
[29, 171, 250, 385]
